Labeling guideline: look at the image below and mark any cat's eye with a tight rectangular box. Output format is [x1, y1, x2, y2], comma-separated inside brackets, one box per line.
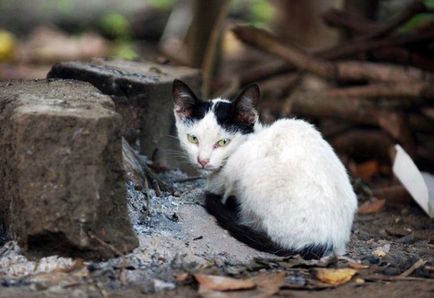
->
[187, 134, 199, 144]
[216, 138, 231, 147]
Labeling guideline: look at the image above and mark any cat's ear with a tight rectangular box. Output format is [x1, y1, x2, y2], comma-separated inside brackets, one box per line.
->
[173, 79, 199, 119]
[232, 84, 259, 126]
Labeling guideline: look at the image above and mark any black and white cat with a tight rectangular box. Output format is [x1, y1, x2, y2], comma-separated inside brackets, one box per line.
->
[172, 79, 357, 259]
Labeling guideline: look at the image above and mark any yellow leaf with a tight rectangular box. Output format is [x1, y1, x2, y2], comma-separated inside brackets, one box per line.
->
[194, 274, 256, 291]
[314, 268, 357, 286]
[0, 30, 16, 61]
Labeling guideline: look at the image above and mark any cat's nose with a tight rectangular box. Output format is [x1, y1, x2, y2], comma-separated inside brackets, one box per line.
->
[197, 158, 210, 168]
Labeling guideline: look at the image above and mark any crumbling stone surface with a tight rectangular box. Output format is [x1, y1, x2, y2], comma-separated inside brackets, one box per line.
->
[0, 79, 138, 259]
[47, 59, 201, 166]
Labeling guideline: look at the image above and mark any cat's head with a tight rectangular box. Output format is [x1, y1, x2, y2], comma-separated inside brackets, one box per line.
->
[172, 79, 259, 172]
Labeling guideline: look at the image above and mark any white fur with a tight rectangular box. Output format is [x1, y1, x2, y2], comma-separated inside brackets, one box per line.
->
[175, 99, 357, 256]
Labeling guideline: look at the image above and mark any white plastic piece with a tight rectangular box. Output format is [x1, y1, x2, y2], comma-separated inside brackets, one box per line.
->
[392, 145, 434, 218]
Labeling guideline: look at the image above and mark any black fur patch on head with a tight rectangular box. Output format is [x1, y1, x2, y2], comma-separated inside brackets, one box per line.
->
[173, 80, 259, 132]
[213, 101, 255, 134]
[173, 79, 211, 123]
[212, 84, 260, 134]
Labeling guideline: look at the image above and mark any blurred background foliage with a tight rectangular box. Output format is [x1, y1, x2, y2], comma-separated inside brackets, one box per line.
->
[0, 0, 433, 70]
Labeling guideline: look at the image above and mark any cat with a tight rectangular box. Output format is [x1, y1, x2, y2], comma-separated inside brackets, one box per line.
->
[172, 79, 357, 259]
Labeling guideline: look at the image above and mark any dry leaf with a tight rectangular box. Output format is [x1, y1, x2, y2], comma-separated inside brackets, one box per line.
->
[348, 262, 369, 270]
[196, 272, 285, 298]
[358, 198, 385, 214]
[198, 288, 260, 298]
[314, 268, 357, 286]
[356, 160, 380, 180]
[195, 274, 256, 291]
[55, 259, 85, 273]
[254, 272, 285, 294]
[174, 272, 190, 283]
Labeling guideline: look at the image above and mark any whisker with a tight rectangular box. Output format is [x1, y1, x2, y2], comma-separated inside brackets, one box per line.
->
[161, 135, 180, 140]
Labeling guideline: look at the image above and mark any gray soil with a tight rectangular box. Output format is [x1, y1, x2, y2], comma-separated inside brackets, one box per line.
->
[0, 152, 433, 297]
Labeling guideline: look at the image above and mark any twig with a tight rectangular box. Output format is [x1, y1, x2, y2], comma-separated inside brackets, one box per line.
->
[87, 231, 129, 286]
[174, 176, 206, 183]
[87, 231, 123, 257]
[152, 179, 162, 197]
[142, 175, 151, 218]
[201, 0, 230, 97]
[93, 281, 110, 298]
[364, 274, 433, 282]
[142, 162, 173, 193]
[400, 259, 427, 277]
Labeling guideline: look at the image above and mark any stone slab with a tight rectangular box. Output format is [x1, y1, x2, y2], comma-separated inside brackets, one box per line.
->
[0, 79, 138, 259]
[47, 59, 201, 170]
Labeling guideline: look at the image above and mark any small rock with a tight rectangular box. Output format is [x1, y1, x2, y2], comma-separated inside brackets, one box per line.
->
[153, 279, 176, 292]
[372, 244, 391, 258]
[397, 233, 415, 244]
[364, 256, 380, 265]
[383, 266, 401, 276]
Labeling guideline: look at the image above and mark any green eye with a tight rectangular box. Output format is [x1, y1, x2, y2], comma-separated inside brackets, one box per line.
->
[217, 138, 231, 147]
[187, 134, 199, 144]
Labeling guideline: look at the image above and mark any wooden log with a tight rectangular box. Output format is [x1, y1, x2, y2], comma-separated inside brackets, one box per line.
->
[331, 129, 394, 162]
[285, 91, 418, 156]
[323, 8, 380, 34]
[377, 112, 417, 157]
[232, 26, 434, 83]
[233, 26, 334, 79]
[372, 185, 413, 205]
[409, 113, 434, 133]
[367, 47, 434, 73]
[238, 61, 291, 85]
[323, 82, 434, 100]
[353, 0, 431, 41]
[422, 108, 434, 120]
[323, 8, 434, 71]
[319, 31, 434, 60]
[284, 90, 380, 125]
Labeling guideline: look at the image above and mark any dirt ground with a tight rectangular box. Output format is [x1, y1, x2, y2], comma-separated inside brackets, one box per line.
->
[0, 166, 433, 297]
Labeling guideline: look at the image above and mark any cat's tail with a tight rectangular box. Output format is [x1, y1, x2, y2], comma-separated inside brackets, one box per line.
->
[204, 193, 329, 260]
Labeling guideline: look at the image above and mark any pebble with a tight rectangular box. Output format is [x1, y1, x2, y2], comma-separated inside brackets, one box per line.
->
[153, 279, 176, 292]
